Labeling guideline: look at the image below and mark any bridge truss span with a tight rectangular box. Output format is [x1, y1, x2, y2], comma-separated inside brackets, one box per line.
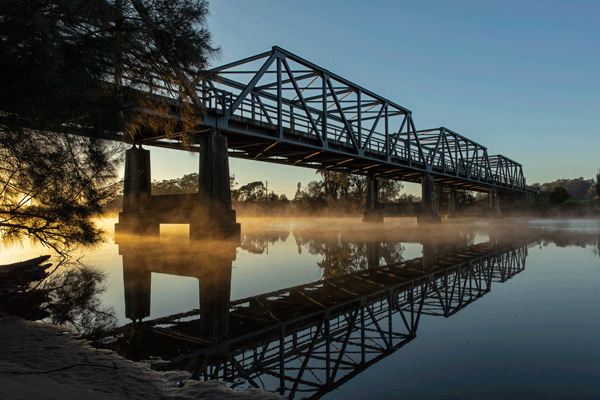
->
[189, 46, 526, 192]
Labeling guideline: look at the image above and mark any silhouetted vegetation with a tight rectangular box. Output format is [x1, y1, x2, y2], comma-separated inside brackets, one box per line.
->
[0, 256, 116, 335]
[550, 187, 570, 204]
[0, 0, 219, 253]
[521, 176, 599, 217]
[532, 177, 596, 201]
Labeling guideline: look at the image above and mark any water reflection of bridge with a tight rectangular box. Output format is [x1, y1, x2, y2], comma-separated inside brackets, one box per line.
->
[107, 237, 527, 399]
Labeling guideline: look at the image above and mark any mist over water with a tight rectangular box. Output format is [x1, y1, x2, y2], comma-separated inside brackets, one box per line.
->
[3, 216, 600, 399]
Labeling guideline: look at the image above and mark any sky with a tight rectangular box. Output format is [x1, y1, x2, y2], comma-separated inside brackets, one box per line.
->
[149, 0, 600, 197]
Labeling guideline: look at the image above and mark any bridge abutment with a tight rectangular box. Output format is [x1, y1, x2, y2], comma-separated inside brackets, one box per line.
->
[363, 175, 383, 223]
[418, 173, 441, 223]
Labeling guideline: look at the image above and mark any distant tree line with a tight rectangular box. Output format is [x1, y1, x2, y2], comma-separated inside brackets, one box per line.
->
[106, 170, 409, 215]
[530, 175, 600, 216]
[106, 168, 600, 217]
[532, 177, 597, 201]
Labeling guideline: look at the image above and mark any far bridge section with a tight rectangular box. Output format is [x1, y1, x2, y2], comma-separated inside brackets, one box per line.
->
[98, 241, 527, 399]
[118, 46, 534, 233]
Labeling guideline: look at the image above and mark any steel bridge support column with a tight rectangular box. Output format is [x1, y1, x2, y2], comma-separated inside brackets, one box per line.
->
[447, 188, 457, 218]
[363, 175, 383, 223]
[489, 187, 502, 217]
[115, 145, 159, 235]
[191, 133, 241, 239]
[418, 173, 441, 223]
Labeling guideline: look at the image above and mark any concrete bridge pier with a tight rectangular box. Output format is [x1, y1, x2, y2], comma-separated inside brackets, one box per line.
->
[123, 264, 152, 323]
[418, 173, 441, 223]
[115, 145, 159, 235]
[524, 191, 536, 203]
[447, 188, 457, 218]
[363, 175, 383, 223]
[489, 187, 502, 217]
[192, 133, 241, 239]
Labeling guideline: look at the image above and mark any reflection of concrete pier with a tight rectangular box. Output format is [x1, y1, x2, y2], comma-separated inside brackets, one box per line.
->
[118, 237, 237, 340]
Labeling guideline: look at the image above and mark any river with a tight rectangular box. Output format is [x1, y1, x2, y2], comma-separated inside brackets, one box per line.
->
[4, 217, 600, 399]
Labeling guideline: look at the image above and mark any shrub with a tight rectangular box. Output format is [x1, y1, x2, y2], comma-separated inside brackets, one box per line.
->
[550, 187, 570, 204]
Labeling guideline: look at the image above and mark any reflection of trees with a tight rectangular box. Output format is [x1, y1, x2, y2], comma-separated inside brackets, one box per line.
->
[294, 234, 404, 279]
[41, 266, 116, 336]
[0, 257, 116, 336]
[535, 230, 599, 249]
[240, 230, 290, 254]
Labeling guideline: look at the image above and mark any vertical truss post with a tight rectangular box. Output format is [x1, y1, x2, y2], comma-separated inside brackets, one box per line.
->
[322, 73, 328, 143]
[388, 290, 393, 346]
[290, 318, 324, 399]
[277, 57, 283, 139]
[357, 89, 362, 146]
[325, 311, 331, 384]
[385, 103, 389, 160]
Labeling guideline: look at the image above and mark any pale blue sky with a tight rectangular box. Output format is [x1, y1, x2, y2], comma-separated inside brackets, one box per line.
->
[150, 0, 600, 197]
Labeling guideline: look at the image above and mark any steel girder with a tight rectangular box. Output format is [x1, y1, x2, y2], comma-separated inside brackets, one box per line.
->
[189, 46, 527, 192]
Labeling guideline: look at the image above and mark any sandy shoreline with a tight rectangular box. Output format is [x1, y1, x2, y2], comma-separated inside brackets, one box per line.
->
[0, 312, 281, 399]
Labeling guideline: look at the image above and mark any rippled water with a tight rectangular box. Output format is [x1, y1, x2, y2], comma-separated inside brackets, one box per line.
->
[4, 217, 600, 399]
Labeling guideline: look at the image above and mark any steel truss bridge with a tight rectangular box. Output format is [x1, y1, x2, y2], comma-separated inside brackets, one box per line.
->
[104, 242, 527, 399]
[130, 47, 527, 193]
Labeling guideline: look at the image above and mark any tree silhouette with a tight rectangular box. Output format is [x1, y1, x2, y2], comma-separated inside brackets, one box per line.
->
[0, 0, 219, 253]
[550, 186, 570, 205]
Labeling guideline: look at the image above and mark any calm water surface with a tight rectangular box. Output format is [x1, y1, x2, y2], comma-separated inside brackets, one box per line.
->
[4, 217, 600, 399]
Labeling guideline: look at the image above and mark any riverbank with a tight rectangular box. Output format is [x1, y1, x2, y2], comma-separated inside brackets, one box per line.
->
[0, 311, 281, 399]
